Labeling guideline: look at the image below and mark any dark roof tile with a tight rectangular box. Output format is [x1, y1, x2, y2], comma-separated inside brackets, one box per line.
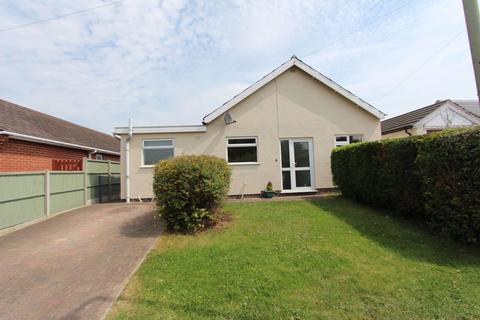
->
[381, 100, 480, 134]
[452, 100, 480, 117]
[381, 100, 445, 133]
[0, 99, 119, 153]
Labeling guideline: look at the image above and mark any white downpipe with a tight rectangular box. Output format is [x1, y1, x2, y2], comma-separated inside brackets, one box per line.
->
[125, 118, 132, 203]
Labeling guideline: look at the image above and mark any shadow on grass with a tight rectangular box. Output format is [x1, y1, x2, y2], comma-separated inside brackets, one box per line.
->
[309, 196, 480, 267]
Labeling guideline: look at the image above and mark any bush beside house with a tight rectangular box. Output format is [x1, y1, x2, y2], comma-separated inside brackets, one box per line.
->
[417, 128, 480, 243]
[153, 155, 231, 233]
[331, 127, 480, 244]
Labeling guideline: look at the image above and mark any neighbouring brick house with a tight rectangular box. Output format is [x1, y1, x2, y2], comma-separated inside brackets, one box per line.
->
[0, 99, 120, 172]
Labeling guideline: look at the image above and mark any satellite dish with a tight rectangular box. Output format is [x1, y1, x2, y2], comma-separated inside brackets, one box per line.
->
[224, 112, 236, 125]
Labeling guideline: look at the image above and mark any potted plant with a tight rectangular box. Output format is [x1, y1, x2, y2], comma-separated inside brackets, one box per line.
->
[262, 181, 275, 198]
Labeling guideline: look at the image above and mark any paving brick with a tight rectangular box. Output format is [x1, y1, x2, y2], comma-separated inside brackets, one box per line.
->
[0, 203, 159, 320]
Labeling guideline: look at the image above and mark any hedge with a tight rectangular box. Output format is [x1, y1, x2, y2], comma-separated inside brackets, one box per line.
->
[153, 155, 231, 233]
[331, 127, 480, 244]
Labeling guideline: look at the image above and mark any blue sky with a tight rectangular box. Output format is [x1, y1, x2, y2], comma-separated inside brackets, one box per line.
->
[0, 0, 476, 133]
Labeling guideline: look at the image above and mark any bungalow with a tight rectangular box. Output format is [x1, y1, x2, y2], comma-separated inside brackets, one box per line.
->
[0, 99, 120, 172]
[381, 99, 480, 139]
[114, 56, 385, 199]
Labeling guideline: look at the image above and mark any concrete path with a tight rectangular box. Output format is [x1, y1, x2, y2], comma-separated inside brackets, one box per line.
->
[0, 203, 159, 320]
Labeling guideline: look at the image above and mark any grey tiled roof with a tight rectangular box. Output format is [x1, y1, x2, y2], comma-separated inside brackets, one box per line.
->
[0, 99, 119, 153]
[381, 100, 445, 134]
[452, 100, 480, 117]
[381, 100, 480, 134]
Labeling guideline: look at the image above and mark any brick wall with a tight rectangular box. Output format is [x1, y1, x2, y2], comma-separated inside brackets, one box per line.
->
[0, 138, 88, 172]
[0, 136, 120, 172]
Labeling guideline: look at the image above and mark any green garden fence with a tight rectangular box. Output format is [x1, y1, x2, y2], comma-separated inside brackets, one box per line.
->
[0, 158, 121, 231]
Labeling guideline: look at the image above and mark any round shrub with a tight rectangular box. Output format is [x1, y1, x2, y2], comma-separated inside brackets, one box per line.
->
[153, 155, 231, 233]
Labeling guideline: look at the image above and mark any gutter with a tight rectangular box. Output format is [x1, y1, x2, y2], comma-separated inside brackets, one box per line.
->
[0, 130, 120, 156]
[381, 125, 414, 136]
[113, 125, 206, 134]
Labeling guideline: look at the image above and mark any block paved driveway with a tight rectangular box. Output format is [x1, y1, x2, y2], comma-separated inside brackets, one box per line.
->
[0, 202, 159, 320]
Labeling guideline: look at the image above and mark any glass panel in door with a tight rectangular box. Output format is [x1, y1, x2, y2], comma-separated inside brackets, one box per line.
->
[293, 141, 312, 188]
[282, 171, 291, 190]
[280, 140, 291, 190]
[280, 139, 313, 191]
[293, 141, 310, 168]
[295, 170, 311, 187]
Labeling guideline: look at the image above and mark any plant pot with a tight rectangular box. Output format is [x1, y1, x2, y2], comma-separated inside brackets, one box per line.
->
[262, 190, 275, 198]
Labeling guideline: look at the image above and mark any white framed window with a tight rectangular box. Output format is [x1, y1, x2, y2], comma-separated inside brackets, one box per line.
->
[334, 134, 363, 147]
[95, 154, 103, 160]
[226, 137, 258, 164]
[142, 139, 174, 166]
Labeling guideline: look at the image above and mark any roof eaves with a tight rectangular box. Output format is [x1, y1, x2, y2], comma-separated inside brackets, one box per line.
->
[202, 58, 295, 123]
[291, 57, 386, 119]
[202, 56, 386, 124]
[0, 130, 120, 155]
[448, 100, 480, 120]
[114, 125, 207, 135]
[380, 100, 447, 132]
[381, 125, 414, 134]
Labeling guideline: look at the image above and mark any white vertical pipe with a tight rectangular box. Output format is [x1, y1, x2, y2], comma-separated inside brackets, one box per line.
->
[125, 118, 132, 203]
[463, 0, 480, 103]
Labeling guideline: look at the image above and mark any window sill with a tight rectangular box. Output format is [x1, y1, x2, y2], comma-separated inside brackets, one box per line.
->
[140, 165, 155, 168]
[228, 162, 260, 166]
[281, 188, 317, 194]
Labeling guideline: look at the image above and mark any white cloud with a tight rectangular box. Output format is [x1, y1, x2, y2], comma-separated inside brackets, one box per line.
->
[0, 0, 476, 132]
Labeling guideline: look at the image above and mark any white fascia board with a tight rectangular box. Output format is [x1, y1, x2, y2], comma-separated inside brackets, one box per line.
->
[448, 100, 480, 123]
[0, 131, 120, 156]
[415, 101, 480, 129]
[114, 125, 207, 135]
[292, 58, 386, 120]
[202, 59, 295, 123]
[202, 57, 386, 123]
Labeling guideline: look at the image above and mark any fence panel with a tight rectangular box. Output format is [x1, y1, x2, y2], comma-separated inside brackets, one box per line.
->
[86, 160, 120, 203]
[86, 159, 108, 204]
[0, 159, 122, 231]
[111, 174, 121, 200]
[0, 172, 45, 230]
[50, 172, 85, 214]
[110, 162, 121, 201]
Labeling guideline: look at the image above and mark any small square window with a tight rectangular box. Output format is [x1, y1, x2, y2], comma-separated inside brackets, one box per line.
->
[95, 154, 103, 160]
[144, 140, 173, 147]
[227, 137, 258, 164]
[349, 135, 363, 144]
[143, 139, 174, 166]
[335, 135, 363, 147]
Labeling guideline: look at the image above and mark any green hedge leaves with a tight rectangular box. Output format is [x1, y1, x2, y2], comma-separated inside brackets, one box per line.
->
[331, 127, 480, 244]
[153, 155, 231, 233]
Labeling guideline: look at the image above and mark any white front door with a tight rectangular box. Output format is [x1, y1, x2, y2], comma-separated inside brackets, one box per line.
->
[280, 139, 315, 192]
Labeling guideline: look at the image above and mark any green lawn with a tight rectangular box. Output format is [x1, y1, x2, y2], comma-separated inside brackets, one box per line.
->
[109, 197, 480, 320]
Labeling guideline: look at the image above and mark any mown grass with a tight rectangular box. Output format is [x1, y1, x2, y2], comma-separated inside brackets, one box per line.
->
[108, 196, 480, 319]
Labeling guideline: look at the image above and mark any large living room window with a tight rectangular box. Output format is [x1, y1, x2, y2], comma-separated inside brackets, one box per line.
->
[227, 137, 258, 164]
[142, 139, 174, 166]
[334, 135, 363, 147]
